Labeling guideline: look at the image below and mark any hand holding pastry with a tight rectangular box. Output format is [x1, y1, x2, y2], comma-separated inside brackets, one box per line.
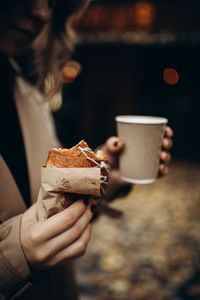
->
[37, 140, 109, 220]
[21, 199, 92, 269]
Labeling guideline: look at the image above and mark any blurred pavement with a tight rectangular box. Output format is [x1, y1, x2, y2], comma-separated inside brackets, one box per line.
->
[76, 161, 200, 300]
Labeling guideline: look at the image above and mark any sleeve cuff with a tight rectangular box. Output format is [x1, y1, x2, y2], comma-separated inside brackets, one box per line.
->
[0, 215, 31, 297]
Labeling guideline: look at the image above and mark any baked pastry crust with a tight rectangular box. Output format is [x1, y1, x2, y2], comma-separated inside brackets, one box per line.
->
[46, 140, 108, 168]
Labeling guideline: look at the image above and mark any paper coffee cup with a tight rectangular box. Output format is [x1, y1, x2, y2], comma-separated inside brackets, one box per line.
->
[115, 115, 168, 184]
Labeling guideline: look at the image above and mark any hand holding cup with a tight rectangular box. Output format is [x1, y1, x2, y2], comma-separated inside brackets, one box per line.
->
[115, 115, 171, 184]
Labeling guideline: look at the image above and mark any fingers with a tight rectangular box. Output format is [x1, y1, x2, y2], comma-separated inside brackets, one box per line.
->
[46, 224, 92, 267]
[106, 136, 124, 154]
[104, 136, 125, 168]
[162, 138, 173, 150]
[159, 164, 169, 176]
[159, 126, 173, 178]
[36, 199, 87, 241]
[21, 200, 93, 269]
[162, 126, 173, 151]
[164, 126, 174, 138]
[162, 126, 173, 150]
[160, 151, 171, 163]
[159, 151, 171, 178]
[45, 205, 93, 258]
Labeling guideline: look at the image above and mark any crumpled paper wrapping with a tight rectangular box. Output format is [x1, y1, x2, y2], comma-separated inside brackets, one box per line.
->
[37, 167, 100, 221]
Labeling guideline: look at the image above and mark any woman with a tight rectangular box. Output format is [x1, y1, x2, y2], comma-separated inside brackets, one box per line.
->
[0, 1, 173, 299]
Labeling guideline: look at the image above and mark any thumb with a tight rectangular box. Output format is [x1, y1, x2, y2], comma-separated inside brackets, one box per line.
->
[104, 137, 125, 169]
[105, 136, 124, 155]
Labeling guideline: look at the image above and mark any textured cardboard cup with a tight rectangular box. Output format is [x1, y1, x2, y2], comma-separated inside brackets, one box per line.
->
[115, 115, 168, 184]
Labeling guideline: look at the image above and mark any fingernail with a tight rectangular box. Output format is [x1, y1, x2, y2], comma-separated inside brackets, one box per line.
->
[114, 139, 120, 147]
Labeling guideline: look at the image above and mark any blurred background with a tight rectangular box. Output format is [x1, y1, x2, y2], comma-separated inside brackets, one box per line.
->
[52, 0, 200, 299]
[53, 0, 200, 162]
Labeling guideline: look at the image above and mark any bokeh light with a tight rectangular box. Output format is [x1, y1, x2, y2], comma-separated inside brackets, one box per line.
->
[60, 61, 82, 83]
[134, 1, 156, 29]
[163, 68, 180, 85]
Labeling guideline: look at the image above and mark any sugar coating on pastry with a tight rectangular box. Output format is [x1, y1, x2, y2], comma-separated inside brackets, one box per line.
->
[46, 140, 108, 168]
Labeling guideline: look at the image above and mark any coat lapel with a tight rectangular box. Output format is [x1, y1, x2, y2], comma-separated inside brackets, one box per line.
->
[14, 76, 60, 204]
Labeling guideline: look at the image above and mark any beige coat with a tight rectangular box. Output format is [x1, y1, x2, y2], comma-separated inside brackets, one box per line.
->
[0, 77, 78, 299]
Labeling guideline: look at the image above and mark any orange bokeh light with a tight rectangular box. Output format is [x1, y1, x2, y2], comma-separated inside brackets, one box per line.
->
[134, 1, 156, 29]
[60, 61, 82, 84]
[163, 68, 180, 85]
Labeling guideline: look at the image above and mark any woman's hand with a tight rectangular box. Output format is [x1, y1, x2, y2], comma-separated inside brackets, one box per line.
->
[158, 126, 173, 177]
[102, 126, 173, 200]
[105, 126, 173, 174]
[20, 199, 92, 270]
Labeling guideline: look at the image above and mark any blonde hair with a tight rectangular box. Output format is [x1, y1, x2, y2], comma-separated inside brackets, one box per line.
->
[31, 0, 90, 98]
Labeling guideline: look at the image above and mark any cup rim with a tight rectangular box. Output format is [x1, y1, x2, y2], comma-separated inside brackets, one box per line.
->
[115, 115, 168, 125]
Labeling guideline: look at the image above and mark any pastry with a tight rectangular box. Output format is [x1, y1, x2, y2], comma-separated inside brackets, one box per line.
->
[46, 140, 108, 168]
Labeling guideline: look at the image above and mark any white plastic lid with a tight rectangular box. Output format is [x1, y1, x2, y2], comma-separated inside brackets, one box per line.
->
[115, 115, 168, 125]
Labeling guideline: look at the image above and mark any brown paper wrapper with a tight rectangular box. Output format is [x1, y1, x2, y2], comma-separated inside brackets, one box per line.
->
[37, 167, 100, 221]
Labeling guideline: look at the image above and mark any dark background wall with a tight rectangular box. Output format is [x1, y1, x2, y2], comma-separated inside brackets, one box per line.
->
[53, 0, 200, 161]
